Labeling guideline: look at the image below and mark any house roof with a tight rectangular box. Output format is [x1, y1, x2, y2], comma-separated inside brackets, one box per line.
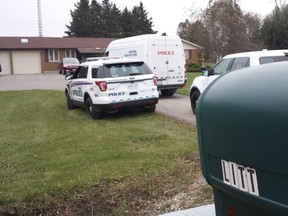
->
[0, 36, 203, 54]
[181, 39, 204, 50]
[0, 37, 116, 53]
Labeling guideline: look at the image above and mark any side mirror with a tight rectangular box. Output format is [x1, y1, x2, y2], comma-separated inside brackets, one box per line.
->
[65, 74, 73, 80]
[201, 65, 208, 76]
[202, 70, 209, 76]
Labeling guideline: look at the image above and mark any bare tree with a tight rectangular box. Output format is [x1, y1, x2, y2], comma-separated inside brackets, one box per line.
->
[203, 0, 246, 61]
[177, 0, 263, 62]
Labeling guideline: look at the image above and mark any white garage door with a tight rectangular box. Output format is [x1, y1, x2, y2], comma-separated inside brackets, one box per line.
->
[0, 51, 12, 75]
[12, 51, 41, 74]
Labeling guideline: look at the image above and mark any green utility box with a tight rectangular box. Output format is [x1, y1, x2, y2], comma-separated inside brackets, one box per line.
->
[196, 61, 288, 216]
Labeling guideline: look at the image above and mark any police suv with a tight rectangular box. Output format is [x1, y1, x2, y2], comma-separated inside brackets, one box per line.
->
[190, 50, 288, 114]
[65, 57, 159, 119]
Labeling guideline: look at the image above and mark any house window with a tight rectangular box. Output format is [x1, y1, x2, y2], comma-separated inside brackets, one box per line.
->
[65, 49, 76, 58]
[48, 49, 59, 62]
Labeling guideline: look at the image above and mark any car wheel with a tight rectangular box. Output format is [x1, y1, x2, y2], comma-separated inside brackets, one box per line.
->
[85, 97, 103, 119]
[190, 91, 200, 115]
[161, 89, 177, 96]
[66, 91, 77, 109]
[143, 104, 156, 113]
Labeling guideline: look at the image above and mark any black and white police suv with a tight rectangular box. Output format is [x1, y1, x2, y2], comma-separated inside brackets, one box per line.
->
[65, 57, 159, 119]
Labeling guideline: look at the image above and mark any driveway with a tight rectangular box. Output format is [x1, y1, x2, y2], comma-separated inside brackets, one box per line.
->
[0, 72, 196, 125]
[158, 94, 196, 125]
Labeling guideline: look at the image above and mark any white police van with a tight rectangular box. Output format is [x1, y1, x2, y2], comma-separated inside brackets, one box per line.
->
[65, 57, 159, 119]
[105, 34, 186, 96]
[190, 50, 288, 114]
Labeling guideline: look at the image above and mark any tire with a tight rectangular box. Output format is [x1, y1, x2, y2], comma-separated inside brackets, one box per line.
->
[190, 91, 200, 115]
[66, 91, 77, 109]
[161, 89, 177, 96]
[143, 104, 156, 113]
[85, 97, 103, 119]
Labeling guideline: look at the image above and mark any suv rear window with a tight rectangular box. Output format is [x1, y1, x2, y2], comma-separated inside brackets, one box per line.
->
[98, 62, 152, 78]
[259, 56, 287, 64]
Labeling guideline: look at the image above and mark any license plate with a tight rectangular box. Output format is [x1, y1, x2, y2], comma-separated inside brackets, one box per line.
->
[128, 83, 137, 90]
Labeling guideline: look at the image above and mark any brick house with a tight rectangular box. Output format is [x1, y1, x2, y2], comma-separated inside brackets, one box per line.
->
[181, 39, 204, 64]
[0, 37, 115, 75]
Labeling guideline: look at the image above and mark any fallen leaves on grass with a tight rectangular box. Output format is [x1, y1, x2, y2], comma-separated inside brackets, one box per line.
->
[1, 155, 213, 216]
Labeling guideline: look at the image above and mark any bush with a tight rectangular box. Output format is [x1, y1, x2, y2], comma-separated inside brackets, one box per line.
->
[186, 63, 212, 73]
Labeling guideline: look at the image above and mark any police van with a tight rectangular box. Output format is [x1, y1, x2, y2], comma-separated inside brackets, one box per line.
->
[105, 34, 186, 96]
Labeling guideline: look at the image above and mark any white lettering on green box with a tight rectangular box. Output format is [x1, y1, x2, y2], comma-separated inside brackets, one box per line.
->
[221, 159, 259, 196]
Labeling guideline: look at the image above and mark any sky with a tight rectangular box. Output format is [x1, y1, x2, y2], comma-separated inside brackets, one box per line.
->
[0, 0, 276, 37]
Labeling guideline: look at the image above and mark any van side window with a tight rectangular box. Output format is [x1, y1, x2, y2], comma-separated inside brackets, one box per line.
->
[212, 58, 234, 75]
[230, 57, 250, 71]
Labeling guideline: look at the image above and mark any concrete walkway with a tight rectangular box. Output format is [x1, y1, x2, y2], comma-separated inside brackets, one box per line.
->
[160, 204, 215, 216]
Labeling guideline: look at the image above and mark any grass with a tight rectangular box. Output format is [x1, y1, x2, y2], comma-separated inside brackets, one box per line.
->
[0, 90, 212, 215]
[176, 72, 201, 96]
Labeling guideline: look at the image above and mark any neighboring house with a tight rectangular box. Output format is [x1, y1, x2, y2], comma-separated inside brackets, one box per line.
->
[181, 39, 204, 64]
[0, 36, 203, 75]
[0, 37, 115, 75]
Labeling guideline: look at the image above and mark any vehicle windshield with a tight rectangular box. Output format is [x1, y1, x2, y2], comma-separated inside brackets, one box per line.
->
[63, 58, 79, 64]
[103, 62, 152, 78]
[211, 58, 233, 75]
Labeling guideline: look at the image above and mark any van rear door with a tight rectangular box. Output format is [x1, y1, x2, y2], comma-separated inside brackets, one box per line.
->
[165, 37, 186, 86]
[147, 36, 186, 89]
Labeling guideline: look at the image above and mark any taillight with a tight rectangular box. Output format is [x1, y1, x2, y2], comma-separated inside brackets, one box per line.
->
[183, 64, 187, 86]
[95, 81, 107, 91]
[184, 64, 187, 79]
[153, 76, 157, 86]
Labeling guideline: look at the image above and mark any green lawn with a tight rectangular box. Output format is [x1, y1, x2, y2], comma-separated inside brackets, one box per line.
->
[0, 90, 211, 214]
